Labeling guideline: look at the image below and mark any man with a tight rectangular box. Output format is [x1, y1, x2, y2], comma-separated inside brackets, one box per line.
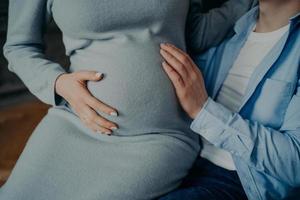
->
[160, 0, 300, 199]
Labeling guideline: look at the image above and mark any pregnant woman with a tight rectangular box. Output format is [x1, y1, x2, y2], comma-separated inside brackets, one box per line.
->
[0, 0, 254, 199]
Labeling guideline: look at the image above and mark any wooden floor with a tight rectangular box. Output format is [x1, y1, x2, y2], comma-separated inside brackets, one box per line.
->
[0, 100, 49, 186]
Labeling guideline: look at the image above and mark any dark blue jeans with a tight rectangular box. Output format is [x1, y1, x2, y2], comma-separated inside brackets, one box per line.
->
[159, 157, 248, 200]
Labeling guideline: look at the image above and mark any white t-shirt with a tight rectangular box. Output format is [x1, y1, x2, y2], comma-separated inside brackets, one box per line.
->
[200, 24, 290, 171]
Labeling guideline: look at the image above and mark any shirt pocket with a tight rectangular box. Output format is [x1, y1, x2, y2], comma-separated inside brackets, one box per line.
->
[251, 78, 293, 129]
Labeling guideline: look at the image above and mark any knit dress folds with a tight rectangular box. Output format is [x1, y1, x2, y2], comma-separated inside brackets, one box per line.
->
[0, 0, 201, 199]
[1, 0, 257, 199]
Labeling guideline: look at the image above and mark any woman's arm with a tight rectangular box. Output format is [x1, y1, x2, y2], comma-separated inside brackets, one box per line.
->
[3, 0, 65, 106]
[3, 0, 118, 134]
[160, 43, 300, 185]
[187, 0, 258, 53]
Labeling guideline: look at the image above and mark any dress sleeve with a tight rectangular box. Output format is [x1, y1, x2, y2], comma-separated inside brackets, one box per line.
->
[3, 0, 67, 106]
[187, 0, 258, 53]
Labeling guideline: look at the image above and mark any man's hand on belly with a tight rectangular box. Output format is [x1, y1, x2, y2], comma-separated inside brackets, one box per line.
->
[160, 43, 208, 119]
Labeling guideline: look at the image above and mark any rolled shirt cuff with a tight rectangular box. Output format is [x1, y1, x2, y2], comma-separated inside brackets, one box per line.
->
[190, 97, 250, 157]
[190, 96, 233, 140]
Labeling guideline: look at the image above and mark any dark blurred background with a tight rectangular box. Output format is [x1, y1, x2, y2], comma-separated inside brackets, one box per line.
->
[0, 0, 226, 186]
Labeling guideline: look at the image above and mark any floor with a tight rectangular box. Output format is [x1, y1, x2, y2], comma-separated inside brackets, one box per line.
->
[0, 100, 49, 186]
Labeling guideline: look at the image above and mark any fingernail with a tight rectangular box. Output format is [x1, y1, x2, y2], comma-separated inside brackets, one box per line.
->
[110, 111, 118, 116]
[162, 62, 169, 70]
[97, 130, 111, 135]
[111, 126, 118, 130]
[95, 72, 103, 78]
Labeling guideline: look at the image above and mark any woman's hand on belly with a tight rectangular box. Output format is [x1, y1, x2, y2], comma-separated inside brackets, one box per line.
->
[55, 70, 119, 135]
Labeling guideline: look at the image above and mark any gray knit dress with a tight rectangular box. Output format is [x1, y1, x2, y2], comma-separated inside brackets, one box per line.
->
[1, 0, 255, 199]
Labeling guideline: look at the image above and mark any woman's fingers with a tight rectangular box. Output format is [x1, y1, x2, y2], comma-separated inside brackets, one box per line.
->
[55, 70, 120, 134]
[75, 70, 104, 81]
[80, 105, 118, 135]
[86, 96, 118, 117]
[82, 116, 112, 135]
[162, 61, 185, 89]
[160, 49, 188, 80]
[76, 71, 119, 134]
[75, 70, 119, 116]
[93, 115, 118, 131]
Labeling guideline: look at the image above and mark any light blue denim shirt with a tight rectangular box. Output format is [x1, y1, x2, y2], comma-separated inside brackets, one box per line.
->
[191, 7, 300, 200]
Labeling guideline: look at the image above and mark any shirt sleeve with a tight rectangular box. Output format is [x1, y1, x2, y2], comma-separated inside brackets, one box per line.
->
[187, 0, 258, 53]
[3, 0, 67, 106]
[190, 77, 300, 185]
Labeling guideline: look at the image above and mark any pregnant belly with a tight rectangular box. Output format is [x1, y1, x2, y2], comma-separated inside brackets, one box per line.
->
[69, 39, 192, 136]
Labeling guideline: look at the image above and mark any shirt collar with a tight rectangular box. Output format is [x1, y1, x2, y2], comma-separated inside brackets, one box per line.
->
[233, 6, 300, 35]
[290, 12, 300, 22]
[290, 12, 300, 27]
